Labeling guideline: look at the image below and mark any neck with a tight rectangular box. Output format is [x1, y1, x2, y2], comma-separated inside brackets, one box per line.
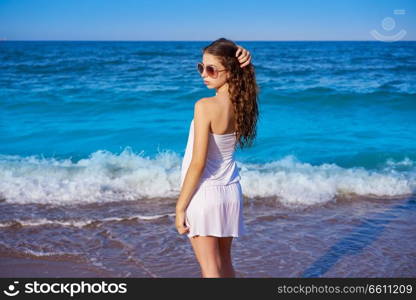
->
[215, 83, 229, 97]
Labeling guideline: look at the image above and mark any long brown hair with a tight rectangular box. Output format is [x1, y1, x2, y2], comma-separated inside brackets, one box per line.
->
[203, 37, 259, 149]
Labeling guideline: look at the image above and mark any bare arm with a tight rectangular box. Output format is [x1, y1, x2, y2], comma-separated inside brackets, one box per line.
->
[236, 45, 252, 67]
[175, 100, 210, 234]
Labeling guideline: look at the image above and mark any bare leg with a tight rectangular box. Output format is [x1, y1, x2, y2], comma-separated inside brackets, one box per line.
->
[218, 237, 235, 277]
[189, 235, 222, 278]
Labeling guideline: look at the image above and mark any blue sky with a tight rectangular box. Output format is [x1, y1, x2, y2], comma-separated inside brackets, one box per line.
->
[0, 0, 414, 41]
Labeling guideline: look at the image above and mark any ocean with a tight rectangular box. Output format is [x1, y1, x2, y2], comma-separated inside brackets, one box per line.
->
[0, 41, 415, 277]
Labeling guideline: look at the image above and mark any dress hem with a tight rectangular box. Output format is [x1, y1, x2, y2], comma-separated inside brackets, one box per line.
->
[187, 232, 245, 239]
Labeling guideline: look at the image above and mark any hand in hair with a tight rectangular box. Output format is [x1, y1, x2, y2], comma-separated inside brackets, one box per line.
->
[236, 45, 252, 68]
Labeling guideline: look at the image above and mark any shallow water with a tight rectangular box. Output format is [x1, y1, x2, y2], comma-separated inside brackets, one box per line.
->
[0, 195, 414, 277]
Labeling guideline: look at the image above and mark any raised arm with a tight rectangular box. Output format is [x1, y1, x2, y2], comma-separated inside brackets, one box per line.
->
[236, 45, 252, 68]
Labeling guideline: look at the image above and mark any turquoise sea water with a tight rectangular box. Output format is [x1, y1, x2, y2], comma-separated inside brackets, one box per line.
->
[1, 41, 415, 277]
[0, 41, 415, 206]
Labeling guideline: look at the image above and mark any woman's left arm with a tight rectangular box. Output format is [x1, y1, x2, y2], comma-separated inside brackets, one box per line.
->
[175, 99, 210, 235]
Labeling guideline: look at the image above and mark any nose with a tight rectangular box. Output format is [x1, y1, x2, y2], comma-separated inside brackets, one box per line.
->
[200, 68, 208, 78]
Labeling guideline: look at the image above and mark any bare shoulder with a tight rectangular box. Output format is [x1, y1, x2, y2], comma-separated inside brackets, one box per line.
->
[195, 97, 211, 107]
[194, 98, 214, 118]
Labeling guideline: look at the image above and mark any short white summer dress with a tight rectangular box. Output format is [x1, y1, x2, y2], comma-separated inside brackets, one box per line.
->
[180, 118, 246, 238]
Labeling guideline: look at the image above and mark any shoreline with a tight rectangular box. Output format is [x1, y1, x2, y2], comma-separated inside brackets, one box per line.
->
[1, 196, 415, 278]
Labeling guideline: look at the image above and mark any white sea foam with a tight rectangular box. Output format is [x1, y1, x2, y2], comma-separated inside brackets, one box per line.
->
[0, 213, 176, 228]
[239, 155, 415, 206]
[0, 149, 415, 206]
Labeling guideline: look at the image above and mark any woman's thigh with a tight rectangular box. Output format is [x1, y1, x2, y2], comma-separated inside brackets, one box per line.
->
[218, 237, 233, 260]
[189, 235, 221, 266]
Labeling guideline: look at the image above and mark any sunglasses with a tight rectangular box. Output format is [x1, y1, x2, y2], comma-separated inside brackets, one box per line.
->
[197, 62, 226, 78]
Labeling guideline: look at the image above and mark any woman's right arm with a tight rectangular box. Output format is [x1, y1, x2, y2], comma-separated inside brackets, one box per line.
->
[236, 45, 252, 67]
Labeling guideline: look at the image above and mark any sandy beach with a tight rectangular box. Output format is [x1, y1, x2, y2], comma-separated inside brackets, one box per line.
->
[1, 194, 415, 278]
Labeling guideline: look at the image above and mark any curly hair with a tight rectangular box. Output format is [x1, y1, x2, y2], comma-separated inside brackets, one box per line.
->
[202, 37, 259, 149]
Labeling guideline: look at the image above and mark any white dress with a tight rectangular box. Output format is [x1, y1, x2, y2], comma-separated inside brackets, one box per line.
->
[180, 119, 246, 238]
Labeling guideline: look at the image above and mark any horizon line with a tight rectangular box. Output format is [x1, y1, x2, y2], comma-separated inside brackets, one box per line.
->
[1, 39, 416, 42]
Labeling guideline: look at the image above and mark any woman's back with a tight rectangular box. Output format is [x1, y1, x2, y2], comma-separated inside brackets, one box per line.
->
[180, 118, 241, 189]
[180, 116, 246, 239]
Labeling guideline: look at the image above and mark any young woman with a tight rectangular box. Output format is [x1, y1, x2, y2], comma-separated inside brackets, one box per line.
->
[176, 38, 259, 278]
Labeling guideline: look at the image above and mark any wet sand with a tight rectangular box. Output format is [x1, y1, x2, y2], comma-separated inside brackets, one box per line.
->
[0, 195, 415, 278]
[0, 257, 107, 277]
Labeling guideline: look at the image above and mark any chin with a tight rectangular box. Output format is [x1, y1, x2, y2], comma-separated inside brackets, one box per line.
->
[207, 84, 219, 89]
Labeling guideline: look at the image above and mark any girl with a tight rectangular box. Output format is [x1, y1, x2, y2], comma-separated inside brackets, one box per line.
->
[176, 38, 259, 278]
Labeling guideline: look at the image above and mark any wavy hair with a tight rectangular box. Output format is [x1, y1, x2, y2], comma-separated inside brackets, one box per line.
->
[202, 37, 259, 149]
